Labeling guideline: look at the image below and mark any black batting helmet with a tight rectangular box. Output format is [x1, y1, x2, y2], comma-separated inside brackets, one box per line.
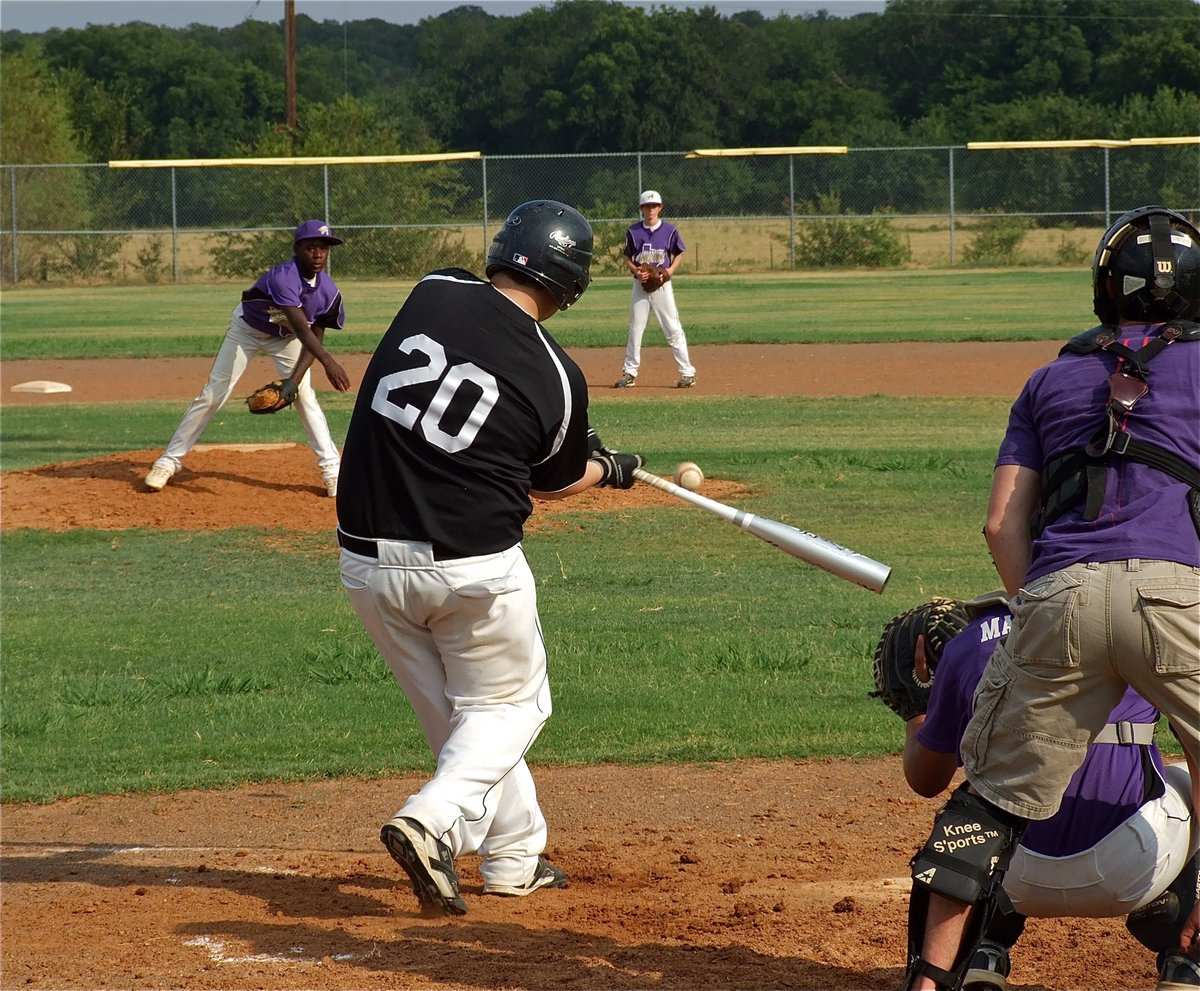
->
[485, 200, 594, 310]
[1093, 206, 1200, 323]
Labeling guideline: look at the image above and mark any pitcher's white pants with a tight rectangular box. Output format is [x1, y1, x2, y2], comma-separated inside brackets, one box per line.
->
[157, 311, 340, 474]
[339, 538, 551, 889]
[1004, 761, 1197, 917]
[622, 281, 695, 378]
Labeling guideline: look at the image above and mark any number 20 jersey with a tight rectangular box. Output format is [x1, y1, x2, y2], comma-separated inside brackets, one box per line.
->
[337, 269, 592, 559]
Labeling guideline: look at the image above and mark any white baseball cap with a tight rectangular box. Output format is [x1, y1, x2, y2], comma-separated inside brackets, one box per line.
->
[639, 189, 663, 206]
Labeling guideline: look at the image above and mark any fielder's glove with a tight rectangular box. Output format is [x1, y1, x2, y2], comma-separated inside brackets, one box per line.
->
[591, 451, 644, 489]
[637, 264, 670, 292]
[870, 596, 970, 721]
[246, 379, 298, 414]
[265, 306, 292, 328]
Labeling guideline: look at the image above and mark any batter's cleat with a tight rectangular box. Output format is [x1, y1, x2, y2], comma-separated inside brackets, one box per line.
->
[380, 816, 467, 916]
[962, 940, 1010, 990]
[676, 375, 696, 388]
[483, 857, 568, 897]
[614, 373, 636, 388]
[144, 459, 176, 491]
[322, 470, 339, 498]
[1158, 951, 1200, 990]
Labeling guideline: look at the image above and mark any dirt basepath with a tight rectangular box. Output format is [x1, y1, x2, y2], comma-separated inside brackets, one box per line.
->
[1, 760, 1155, 991]
[2, 340, 1062, 404]
[2, 341, 1160, 990]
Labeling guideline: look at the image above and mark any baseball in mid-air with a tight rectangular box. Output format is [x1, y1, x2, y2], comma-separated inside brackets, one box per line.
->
[674, 461, 704, 491]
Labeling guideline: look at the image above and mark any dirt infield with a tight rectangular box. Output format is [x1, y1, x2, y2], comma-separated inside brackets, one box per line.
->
[0, 342, 1163, 990]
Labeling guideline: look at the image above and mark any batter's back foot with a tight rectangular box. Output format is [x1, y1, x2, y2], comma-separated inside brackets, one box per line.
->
[483, 857, 568, 897]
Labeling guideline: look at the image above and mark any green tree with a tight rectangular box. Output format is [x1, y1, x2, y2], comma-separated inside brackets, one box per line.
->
[209, 96, 474, 279]
[0, 44, 85, 164]
[0, 45, 126, 282]
[1094, 23, 1200, 106]
[38, 23, 282, 158]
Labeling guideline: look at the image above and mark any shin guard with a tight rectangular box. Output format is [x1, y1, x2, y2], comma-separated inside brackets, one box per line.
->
[899, 783, 1026, 989]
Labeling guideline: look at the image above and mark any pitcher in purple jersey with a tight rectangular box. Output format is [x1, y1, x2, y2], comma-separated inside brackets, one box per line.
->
[900, 207, 1200, 991]
[613, 190, 696, 389]
[898, 595, 1197, 990]
[144, 220, 352, 497]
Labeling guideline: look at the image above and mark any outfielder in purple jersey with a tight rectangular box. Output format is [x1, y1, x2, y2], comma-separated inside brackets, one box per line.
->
[336, 202, 644, 917]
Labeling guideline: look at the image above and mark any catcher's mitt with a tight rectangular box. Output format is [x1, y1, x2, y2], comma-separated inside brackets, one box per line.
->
[637, 264, 670, 292]
[870, 596, 971, 721]
[246, 378, 298, 414]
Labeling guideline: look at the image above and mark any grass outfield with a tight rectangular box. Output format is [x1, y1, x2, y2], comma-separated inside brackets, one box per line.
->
[1, 395, 1026, 801]
[0, 268, 1096, 360]
[0, 269, 1126, 802]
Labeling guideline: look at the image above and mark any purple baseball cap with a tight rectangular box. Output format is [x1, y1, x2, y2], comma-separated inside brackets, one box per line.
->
[293, 220, 344, 245]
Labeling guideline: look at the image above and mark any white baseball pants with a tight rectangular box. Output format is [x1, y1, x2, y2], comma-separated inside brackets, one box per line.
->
[1003, 761, 1197, 917]
[622, 281, 695, 378]
[157, 309, 340, 474]
[339, 538, 552, 890]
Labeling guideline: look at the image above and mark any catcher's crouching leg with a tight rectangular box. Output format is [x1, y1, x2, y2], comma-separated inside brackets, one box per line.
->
[899, 782, 1027, 990]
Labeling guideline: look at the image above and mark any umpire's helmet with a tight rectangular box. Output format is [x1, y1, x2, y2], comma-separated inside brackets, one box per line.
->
[486, 200, 594, 310]
[1093, 206, 1200, 323]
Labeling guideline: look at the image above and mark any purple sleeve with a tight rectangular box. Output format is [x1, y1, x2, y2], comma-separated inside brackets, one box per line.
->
[670, 225, 686, 255]
[916, 632, 984, 757]
[262, 259, 304, 308]
[995, 384, 1043, 470]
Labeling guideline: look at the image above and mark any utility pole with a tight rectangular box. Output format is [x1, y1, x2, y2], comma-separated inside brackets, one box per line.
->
[285, 0, 297, 140]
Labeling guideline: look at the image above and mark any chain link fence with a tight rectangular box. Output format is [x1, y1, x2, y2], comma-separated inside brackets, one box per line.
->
[2, 143, 1196, 286]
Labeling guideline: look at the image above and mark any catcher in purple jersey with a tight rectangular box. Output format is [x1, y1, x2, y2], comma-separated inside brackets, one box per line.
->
[613, 190, 696, 389]
[336, 201, 644, 916]
[901, 207, 1200, 991]
[898, 595, 1197, 990]
[144, 220, 352, 496]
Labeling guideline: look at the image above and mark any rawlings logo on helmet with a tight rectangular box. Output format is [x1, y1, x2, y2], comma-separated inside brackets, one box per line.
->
[485, 200, 595, 311]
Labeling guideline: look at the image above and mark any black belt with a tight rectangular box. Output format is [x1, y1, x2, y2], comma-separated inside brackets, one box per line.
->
[337, 529, 476, 561]
[337, 530, 378, 558]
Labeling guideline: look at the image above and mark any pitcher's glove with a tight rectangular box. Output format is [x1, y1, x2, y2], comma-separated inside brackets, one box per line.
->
[246, 379, 298, 414]
[637, 264, 669, 292]
[870, 596, 970, 721]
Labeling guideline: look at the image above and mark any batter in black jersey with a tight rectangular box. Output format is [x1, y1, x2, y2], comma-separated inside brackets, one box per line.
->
[338, 269, 592, 556]
[337, 201, 644, 915]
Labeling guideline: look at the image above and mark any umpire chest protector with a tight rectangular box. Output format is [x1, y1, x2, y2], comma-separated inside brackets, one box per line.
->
[1032, 320, 1200, 538]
